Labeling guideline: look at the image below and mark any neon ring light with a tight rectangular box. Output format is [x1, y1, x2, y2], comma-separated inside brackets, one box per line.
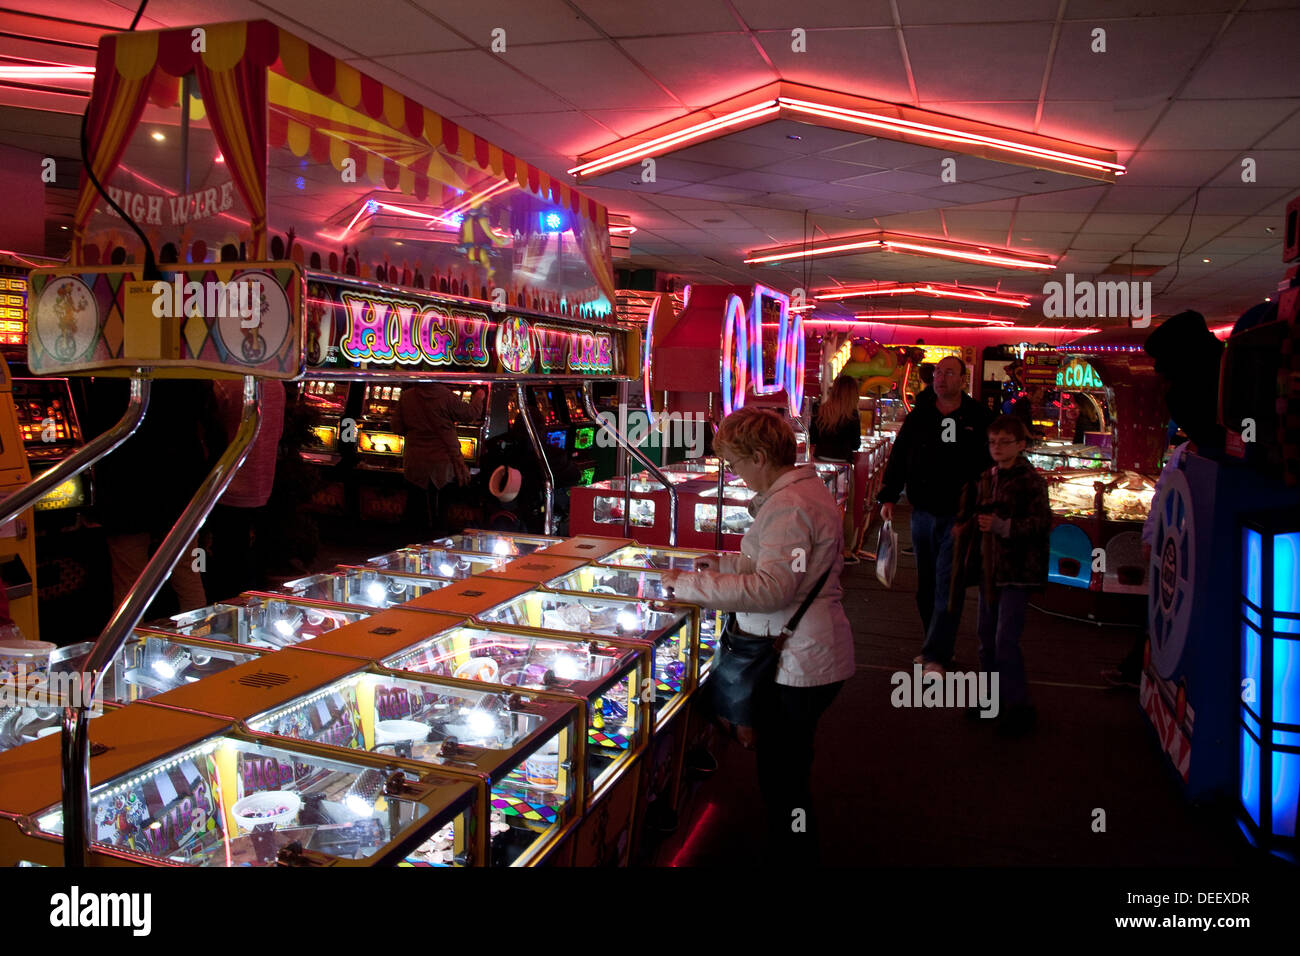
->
[785, 310, 805, 415]
[721, 293, 748, 415]
[750, 283, 789, 397]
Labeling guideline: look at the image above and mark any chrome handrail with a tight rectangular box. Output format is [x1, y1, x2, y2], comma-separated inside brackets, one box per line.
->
[581, 384, 678, 546]
[515, 384, 555, 535]
[0, 376, 151, 524]
[61, 375, 264, 866]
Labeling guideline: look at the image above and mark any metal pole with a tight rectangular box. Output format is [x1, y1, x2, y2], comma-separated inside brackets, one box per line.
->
[581, 383, 678, 546]
[715, 423, 725, 551]
[62, 375, 263, 866]
[617, 381, 631, 538]
[0, 376, 151, 524]
[516, 384, 555, 535]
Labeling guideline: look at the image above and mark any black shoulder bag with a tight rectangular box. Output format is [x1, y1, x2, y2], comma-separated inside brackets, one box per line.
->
[711, 567, 832, 746]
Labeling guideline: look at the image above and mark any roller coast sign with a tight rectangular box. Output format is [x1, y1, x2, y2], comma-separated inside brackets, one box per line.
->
[312, 280, 621, 376]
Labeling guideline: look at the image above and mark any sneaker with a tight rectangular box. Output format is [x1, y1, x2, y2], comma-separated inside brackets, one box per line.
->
[842, 552, 860, 565]
[922, 660, 945, 677]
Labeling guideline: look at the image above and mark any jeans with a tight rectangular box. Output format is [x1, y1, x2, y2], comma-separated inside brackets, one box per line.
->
[753, 680, 844, 865]
[910, 509, 962, 664]
[977, 586, 1031, 708]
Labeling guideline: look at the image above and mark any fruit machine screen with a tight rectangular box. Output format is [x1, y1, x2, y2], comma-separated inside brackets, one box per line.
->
[299, 380, 350, 458]
[532, 388, 562, 427]
[450, 386, 483, 465]
[562, 387, 597, 457]
[12, 378, 82, 465]
[362, 384, 403, 424]
[0, 271, 27, 352]
[545, 429, 567, 451]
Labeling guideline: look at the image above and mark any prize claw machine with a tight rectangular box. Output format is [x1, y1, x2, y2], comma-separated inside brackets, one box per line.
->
[0, 705, 480, 867]
[148, 648, 582, 867]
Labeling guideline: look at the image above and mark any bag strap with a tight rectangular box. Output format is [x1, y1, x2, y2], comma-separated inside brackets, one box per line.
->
[776, 567, 832, 647]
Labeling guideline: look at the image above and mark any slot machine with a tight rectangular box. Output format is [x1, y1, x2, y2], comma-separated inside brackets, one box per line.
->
[561, 386, 599, 486]
[298, 380, 350, 466]
[356, 382, 406, 471]
[448, 384, 489, 472]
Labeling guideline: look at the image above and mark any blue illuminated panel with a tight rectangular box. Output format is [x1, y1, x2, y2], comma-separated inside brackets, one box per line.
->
[1242, 621, 1260, 719]
[545, 429, 567, 450]
[1273, 751, 1299, 838]
[1245, 528, 1262, 608]
[1277, 533, 1300, 614]
[1242, 724, 1260, 826]
[1276, 638, 1299, 725]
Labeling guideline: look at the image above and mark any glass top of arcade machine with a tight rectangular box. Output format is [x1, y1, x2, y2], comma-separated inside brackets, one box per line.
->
[597, 545, 718, 570]
[381, 623, 645, 797]
[277, 568, 455, 609]
[475, 589, 694, 727]
[245, 671, 579, 866]
[362, 547, 501, 580]
[426, 530, 565, 557]
[145, 595, 372, 650]
[31, 719, 475, 867]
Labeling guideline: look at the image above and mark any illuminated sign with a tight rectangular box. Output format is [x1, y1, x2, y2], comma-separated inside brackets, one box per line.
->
[1057, 358, 1104, 389]
[574, 427, 594, 451]
[35, 476, 84, 511]
[496, 314, 533, 372]
[339, 291, 488, 368]
[0, 277, 26, 346]
[828, 340, 852, 381]
[726, 284, 805, 416]
[535, 325, 613, 374]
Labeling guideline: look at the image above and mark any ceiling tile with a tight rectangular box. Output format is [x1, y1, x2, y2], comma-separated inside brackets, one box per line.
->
[1037, 99, 1166, 152]
[670, 138, 802, 169]
[755, 29, 913, 104]
[1046, 17, 1222, 104]
[1080, 213, 1167, 233]
[262, 0, 470, 55]
[759, 155, 889, 180]
[1182, 11, 1300, 98]
[408, 0, 602, 44]
[1256, 108, 1300, 148]
[617, 35, 775, 107]
[581, 108, 691, 137]
[371, 50, 559, 115]
[910, 183, 1019, 203]
[489, 110, 624, 155]
[1211, 150, 1300, 188]
[1094, 186, 1192, 214]
[900, 0, 1065, 24]
[921, 101, 1040, 130]
[1175, 186, 1292, 216]
[1146, 99, 1300, 149]
[733, 0, 896, 28]
[1113, 149, 1239, 188]
[572, 0, 743, 35]
[905, 23, 1055, 102]
[503, 42, 678, 111]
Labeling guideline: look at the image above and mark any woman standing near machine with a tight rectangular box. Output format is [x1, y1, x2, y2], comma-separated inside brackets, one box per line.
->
[810, 373, 865, 561]
[660, 407, 854, 865]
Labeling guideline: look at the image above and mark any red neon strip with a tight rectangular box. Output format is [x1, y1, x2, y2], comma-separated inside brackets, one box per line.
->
[880, 240, 1053, 270]
[744, 239, 881, 265]
[814, 284, 1030, 308]
[670, 801, 720, 867]
[569, 101, 781, 177]
[779, 97, 1125, 175]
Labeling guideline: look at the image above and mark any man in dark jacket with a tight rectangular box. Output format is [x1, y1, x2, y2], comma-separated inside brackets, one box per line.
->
[878, 356, 993, 670]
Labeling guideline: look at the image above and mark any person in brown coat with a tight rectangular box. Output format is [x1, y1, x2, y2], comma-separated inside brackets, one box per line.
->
[951, 415, 1051, 735]
[392, 383, 485, 539]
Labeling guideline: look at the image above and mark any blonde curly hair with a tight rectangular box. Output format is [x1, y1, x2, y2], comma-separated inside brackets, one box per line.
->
[715, 406, 796, 468]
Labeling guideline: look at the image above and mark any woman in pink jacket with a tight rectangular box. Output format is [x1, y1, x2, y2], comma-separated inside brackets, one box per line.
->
[662, 407, 854, 864]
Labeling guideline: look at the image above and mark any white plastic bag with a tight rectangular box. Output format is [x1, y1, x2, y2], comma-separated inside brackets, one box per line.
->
[875, 519, 899, 588]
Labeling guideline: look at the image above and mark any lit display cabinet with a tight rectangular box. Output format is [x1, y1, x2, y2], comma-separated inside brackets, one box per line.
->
[474, 589, 698, 729]
[598, 544, 719, 571]
[428, 530, 565, 557]
[102, 630, 268, 702]
[144, 594, 373, 649]
[150, 649, 583, 867]
[363, 547, 502, 580]
[1026, 441, 1110, 472]
[276, 567, 456, 609]
[1239, 514, 1300, 855]
[1044, 470, 1156, 595]
[543, 564, 721, 680]
[381, 623, 649, 804]
[0, 706, 480, 868]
